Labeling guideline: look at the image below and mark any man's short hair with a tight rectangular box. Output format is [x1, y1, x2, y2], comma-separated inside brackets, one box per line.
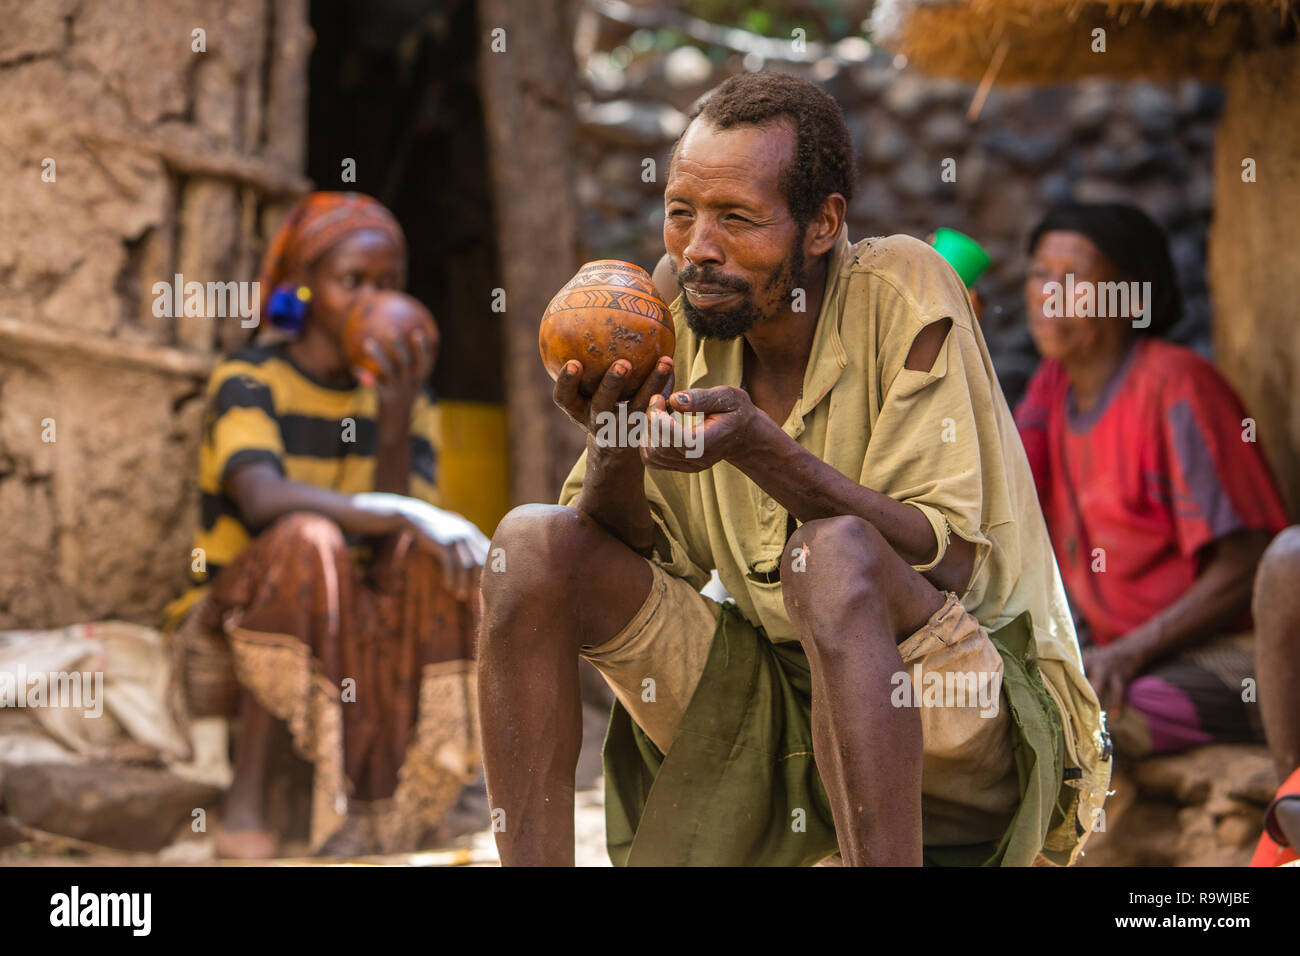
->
[675, 71, 855, 230]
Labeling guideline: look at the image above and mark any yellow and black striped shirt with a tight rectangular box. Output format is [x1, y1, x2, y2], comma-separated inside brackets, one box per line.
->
[166, 343, 440, 627]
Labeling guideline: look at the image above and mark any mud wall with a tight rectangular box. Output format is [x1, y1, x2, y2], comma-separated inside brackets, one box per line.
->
[0, 0, 310, 628]
[1208, 44, 1300, 517]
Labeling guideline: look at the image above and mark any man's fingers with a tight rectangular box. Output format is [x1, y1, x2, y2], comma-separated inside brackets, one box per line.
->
[659, 364, 676, 406]
[630, 356, 673, 414]
[590, 359, 631, 417]
[553, 360, 588, 421]
[668, 385, 740, 415]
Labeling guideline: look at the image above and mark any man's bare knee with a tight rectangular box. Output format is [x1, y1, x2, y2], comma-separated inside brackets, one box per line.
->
[783, 516, 892, 653]
[783, 516, 887, 599]
[481, 504, 593, 608]
[1258, 526, 1300, 584]
[783, 514, 941, 648]
[1254, 525, 1300, 637]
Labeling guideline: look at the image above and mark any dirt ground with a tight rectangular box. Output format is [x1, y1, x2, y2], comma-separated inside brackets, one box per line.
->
[0, 702, 613, 868]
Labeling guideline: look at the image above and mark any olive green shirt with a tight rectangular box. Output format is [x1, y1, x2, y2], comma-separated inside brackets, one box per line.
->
[560, 230, 1110, 863]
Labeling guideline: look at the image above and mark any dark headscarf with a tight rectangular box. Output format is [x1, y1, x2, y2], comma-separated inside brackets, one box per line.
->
[1027, 202, 1182, 337]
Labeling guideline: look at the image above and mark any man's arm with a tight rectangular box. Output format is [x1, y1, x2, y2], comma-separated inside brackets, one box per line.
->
[734, 411, 976, 592]
[644, 387, 975, 593]
[554, 356, 676, 555]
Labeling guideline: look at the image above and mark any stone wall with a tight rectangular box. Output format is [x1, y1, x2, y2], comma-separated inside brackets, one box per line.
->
[0, 0, 309, 629]
[1209, 45, 1300, 515]
[573, 24, 1221, 403]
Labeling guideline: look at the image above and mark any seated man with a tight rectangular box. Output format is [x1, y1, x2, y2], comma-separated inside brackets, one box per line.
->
[1014, 202, 1289, 758]
[478, 72, 1108, 867]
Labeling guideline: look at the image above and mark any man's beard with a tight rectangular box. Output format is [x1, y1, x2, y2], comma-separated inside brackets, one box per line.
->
[679, 239, 806, 341]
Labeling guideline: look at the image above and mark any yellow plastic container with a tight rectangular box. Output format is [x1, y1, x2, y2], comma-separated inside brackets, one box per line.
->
[435, 400, 510, 537]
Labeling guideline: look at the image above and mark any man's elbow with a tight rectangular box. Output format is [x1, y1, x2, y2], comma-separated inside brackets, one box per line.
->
[928, 535, 976, 595]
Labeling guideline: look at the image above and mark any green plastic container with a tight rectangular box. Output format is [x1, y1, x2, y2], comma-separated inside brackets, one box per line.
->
[931, 227, 990, 288]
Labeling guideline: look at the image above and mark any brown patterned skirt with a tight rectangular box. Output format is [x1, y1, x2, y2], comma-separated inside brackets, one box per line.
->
[175, 511, 480, 854]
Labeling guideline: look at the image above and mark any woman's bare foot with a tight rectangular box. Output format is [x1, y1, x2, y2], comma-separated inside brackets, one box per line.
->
[214, 822, 280, 859]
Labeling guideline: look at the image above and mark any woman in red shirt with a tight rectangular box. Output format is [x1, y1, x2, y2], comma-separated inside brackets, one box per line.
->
[1014, 202, 1288, 757]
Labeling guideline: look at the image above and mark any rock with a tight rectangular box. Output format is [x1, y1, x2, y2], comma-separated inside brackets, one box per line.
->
[970, 85, 1031, 124]
[1185, 168, 1215, 214]
[882, 73, 929, 118]
[1083, 746, 1274, 866]
[848, 178, 898, 227]
[1068, 81, 1113, 131]
[1039, 171, 1075, 206]
[1229, 764, 1281, 806]
[892, 157, 941, 199]
[0, 815, 23, 847]
[1137, 745, 1261, 802]
[974, 177, 1035, 235]
[921, 112, 968, 150]
[849, 62, 895, 97]
[985, 128, 1065, 167]
[1216, 812, 1263, 848]
[1183, 83, 1225, 120]
[862, 120, 908, 165]
[955, 150, 990, 200]
[1126, 85, 1178, 138]
[3, 761, 222, 852]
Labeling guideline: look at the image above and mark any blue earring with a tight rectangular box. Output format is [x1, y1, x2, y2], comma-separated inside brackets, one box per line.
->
[268, 284, 312, 333]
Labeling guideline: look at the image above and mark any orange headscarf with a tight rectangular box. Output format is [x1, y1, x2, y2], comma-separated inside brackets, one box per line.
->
[257, 191, 407, 293]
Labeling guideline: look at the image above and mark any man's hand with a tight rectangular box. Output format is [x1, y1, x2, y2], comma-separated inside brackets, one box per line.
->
[559, 358, 674, 555]
[1083, 637, 1149, 716]
[554, 355, 675, 452]
[640, 386, 760, 473]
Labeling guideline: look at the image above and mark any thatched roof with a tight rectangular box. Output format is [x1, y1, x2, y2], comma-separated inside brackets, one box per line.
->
[871, 0, 1296, 84]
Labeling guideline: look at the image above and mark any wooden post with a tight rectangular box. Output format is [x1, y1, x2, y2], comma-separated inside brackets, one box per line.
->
[477, 0, 585, 506]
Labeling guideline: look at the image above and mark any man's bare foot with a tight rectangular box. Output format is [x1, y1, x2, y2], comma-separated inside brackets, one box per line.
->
[214, 822, 279, 859]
